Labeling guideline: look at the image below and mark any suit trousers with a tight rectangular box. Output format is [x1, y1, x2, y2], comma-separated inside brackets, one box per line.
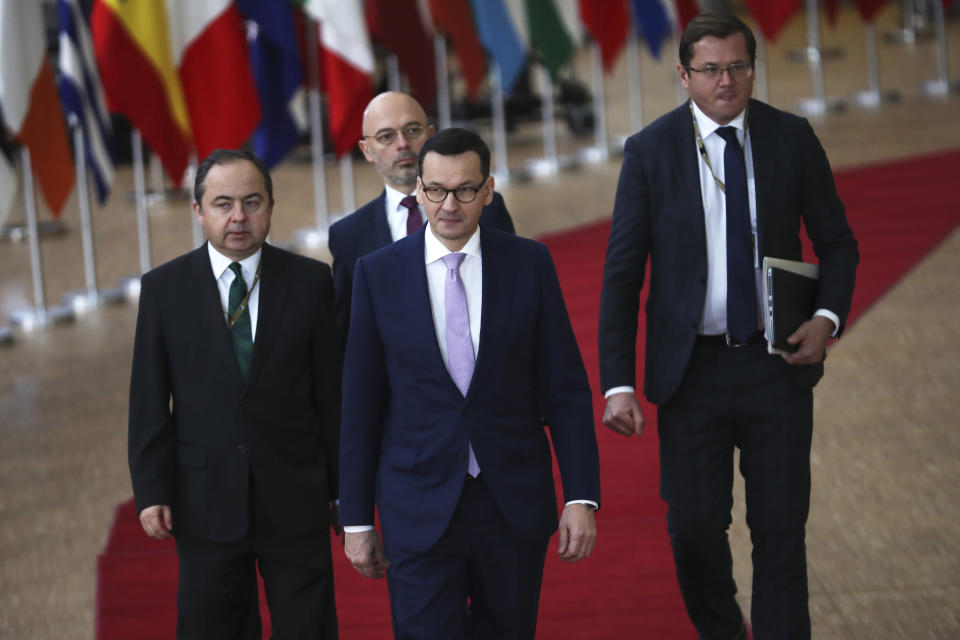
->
[657, 338, 813, 640]
[382, 475, 549, 640]
[174, 482, 338, 640]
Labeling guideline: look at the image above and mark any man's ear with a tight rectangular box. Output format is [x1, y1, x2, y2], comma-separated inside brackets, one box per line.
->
[192, 200, 202, 222]
[415, 177, 424, 205]
[677, 63, 691, 89]
[358, 139, 374, 162]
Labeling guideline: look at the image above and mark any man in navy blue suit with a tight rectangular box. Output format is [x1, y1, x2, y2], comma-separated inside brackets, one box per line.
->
[339, 128, 600, 639]
[598, 14, 858, 640]
[328, 91, 514, 334]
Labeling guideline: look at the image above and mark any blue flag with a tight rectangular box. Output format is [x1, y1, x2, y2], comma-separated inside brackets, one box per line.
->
[630, 0, 673, 59]
[57, 0, 114, 203]
[470, 0, 527, 94]
[237, 0, 305, 168]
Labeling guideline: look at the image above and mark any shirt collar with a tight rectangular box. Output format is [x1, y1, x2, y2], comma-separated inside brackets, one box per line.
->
[424, 223, 481, 265]
[207, 242, 262, 280]
[691, 100, 747, 141]
[384, 183, 418, 214]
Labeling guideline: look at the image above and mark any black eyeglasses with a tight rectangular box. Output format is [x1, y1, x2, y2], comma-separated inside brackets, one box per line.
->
[363, 124, 427, 146]
[684, 62, 753, 80]
[421, 183, 485, 204]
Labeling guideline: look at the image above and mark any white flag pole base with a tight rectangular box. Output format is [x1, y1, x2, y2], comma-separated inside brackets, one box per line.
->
[62, 287, 126, 314]
[852, 87, 901, 108]
[9, 305, 74, 331]
[922, 78, 960, 97]
[786, 45, 844, 64]
[794, 95, 847, 117]
[115, 275, 143, 301]
[0, 220, 67, 242]
[293, 226, 331, 252]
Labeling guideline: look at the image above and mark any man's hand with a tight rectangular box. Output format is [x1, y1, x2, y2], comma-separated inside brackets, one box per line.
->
[782, 315, 834, 366]
[602, 392, 646, 437]
[139, 505, 173, 539]
[557, 503, 596, 563]
[345, 530, 390, 578]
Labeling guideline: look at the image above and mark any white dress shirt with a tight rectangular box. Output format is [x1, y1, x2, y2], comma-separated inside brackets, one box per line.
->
[384, 184, 427, 242]
[207, 243, 261, 342]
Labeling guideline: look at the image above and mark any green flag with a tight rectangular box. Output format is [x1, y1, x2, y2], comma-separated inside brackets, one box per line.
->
[525, 0, 576, 77]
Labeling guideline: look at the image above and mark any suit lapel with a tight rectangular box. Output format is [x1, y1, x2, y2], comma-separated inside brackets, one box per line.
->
[747, 99, 775, 255]
[367, 190, 394, 251]
[468, 228, 515, 402]
[673, 103, 708, 253]
[189, 245, 245, 386]
[246, 244, 288, 391]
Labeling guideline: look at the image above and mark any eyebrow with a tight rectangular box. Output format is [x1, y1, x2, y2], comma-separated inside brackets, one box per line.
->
[374, 121, 422, 134]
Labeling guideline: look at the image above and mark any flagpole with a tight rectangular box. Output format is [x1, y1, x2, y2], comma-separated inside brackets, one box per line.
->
[852, 22, 901, 108]
[921, 0, 960, 97]
[489, 63, 513, 187]
[626, 30, 643, 135]
[340, 155, 356, 214]
[580, 42, 609, 164]
[62, 117, 120, 312]
[527, 65, 563, 178]
[435, 34, 452, 129]
[755, 31, 769, 104]
[387, 54, 401, 92]
[794, 0, 846, 117]
[883, 0, 932, 45]
[188, 154, 203, 248]
[114, 129, 152, 300]
[295, 16, 330, 251]
[9, 147, 74, 330]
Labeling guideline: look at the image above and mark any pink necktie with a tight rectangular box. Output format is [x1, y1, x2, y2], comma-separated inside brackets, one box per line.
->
[441, 253, 480, 477]
[401, 195, 422, 235]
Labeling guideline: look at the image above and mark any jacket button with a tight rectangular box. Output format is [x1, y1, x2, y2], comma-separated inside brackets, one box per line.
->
[237, 444, 248, 454]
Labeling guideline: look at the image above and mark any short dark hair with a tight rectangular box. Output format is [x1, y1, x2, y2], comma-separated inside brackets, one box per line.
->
[417, 127, 491, 181]
[194, 149, 273, 207]
[679, 13, 757, 67]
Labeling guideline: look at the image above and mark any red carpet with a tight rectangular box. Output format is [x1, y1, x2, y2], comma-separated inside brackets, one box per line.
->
[97, 150, 960, 638]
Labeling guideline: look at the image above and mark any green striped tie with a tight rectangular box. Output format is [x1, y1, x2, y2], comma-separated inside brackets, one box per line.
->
[228, 262, 253, 378]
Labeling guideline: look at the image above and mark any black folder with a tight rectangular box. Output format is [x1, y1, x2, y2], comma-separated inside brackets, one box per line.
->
[762, 257, 819, 355]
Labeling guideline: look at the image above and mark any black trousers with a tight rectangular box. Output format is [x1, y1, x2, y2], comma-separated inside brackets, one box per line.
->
[174, 485, 338, 640]
[382, 475, 549, 640]
[658, 338, 813, 640]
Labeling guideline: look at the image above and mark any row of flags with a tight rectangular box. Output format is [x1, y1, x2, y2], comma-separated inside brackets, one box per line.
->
[1, 0, 949, 226]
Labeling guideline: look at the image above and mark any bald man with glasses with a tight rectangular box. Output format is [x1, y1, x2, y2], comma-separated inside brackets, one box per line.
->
[328, 92, 515, 335]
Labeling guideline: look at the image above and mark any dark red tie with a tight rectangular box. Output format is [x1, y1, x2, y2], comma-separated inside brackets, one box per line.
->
[401, 195, 422, 235]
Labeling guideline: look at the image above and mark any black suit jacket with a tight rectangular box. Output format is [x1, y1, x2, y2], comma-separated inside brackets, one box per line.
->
[599, 99, 859, 405]
[328, 189, 515, 333]
[128, 243, 341, 542]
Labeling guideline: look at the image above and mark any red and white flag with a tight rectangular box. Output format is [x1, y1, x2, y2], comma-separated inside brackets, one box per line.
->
[168, 0, 261, 162]
[300, 0, 375, 158]
[0, 1, 75, 218]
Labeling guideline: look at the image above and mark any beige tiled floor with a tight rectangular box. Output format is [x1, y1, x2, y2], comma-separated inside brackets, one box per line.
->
[1, 5, 959, 638]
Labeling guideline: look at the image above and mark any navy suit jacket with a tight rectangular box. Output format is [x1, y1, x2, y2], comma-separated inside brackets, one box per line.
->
[128, 243, 341, 542]
[328, 189, 515, 334]
[339, 226, 600, 553]
[599, 99, 859, 405]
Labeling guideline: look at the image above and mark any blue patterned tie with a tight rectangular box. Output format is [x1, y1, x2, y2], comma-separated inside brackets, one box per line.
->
[228, 262, 253, 378]
[716, 126, 757, 342]
[441, 253, 480, 477]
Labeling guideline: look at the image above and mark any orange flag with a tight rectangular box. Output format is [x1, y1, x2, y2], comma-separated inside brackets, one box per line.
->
[0, 2, 75, 217]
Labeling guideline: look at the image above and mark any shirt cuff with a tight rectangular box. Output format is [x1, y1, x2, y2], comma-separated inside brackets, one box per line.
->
[814, 309, 840, 337]
[566, 499, 599, 511]
[343, 525, 375, 533]
[604, 386, 635, 399]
